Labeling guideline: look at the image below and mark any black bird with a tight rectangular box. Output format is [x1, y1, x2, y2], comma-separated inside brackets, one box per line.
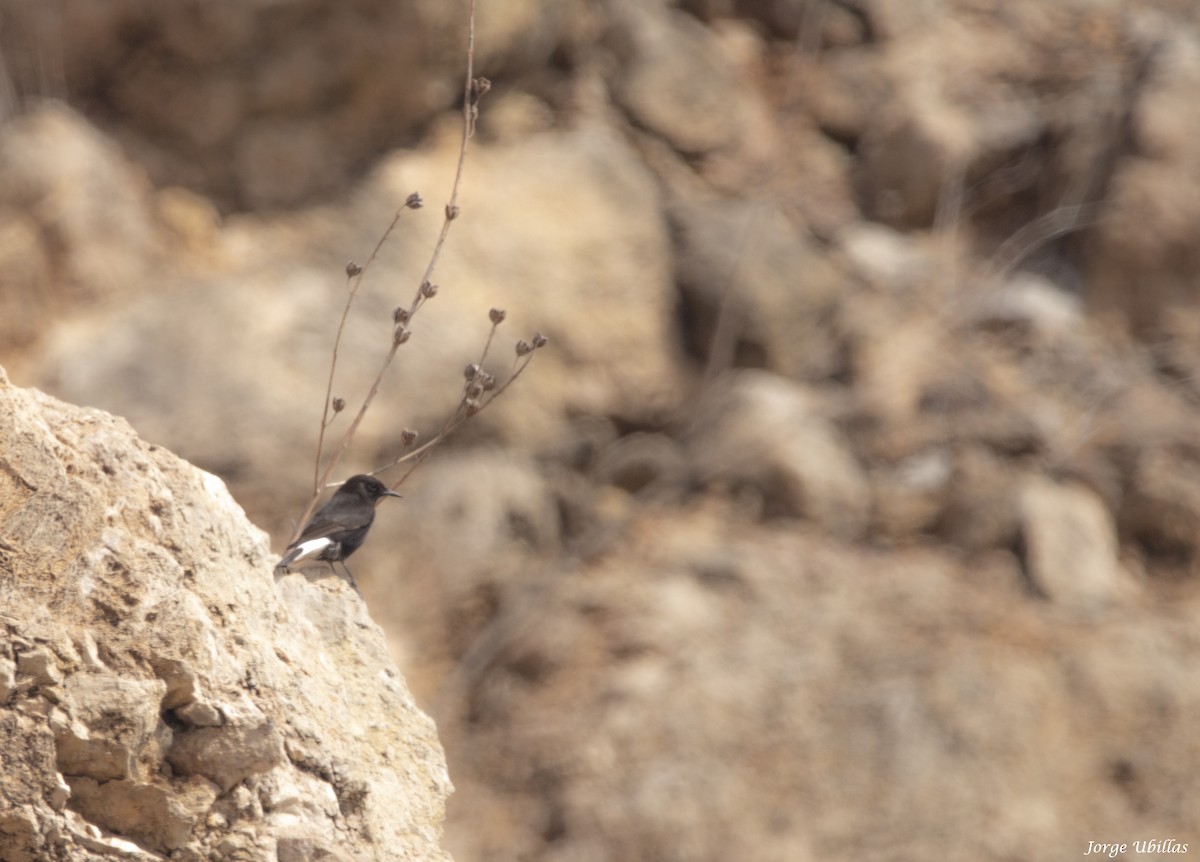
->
[275, 474, 401, 591]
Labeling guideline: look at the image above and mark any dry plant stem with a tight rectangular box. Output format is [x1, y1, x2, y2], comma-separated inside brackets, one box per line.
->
[414, 0, 479, 307]
[387, 353, 539, 485]
[374, 342, 539, 483]
[382, 321, 507, 480]
[314, 278, 361, 493]
[288, 0, 480, 544]
[987, 202, 1101, 277]
[313, 208, 412, 494]
[695, 203, 764, 405]
[475, 319, 499, 368]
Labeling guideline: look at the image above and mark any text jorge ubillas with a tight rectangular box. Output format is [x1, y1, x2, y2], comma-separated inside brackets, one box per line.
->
[1086, 839, 1188, 857]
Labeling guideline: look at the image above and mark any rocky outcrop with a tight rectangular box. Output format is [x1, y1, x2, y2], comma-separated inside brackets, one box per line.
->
[0, 367, 452, 862]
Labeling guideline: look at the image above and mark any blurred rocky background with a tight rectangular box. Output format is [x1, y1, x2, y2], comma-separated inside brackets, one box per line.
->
[2, 0, 1199, 859]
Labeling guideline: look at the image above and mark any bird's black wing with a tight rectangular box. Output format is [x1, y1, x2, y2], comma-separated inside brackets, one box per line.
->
[291, 498, 375, 547]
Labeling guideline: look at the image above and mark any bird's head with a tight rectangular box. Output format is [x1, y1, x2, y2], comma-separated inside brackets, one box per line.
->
[340, 474, 403, 503]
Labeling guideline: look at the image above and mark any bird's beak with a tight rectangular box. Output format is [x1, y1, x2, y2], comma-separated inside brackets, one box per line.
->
[382, 490, 403, 499]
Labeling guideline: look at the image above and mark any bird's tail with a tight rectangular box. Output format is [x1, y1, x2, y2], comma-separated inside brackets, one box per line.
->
[274, 537, 334, 572]
[275, 547, 301, 571]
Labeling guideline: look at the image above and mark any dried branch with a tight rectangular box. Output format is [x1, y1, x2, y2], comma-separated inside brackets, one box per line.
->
[372, 321, 548, 485]
[288, 0, 486, 544]
[313, 203, 422, 495]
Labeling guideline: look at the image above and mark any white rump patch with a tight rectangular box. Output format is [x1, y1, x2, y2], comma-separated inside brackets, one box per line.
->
[291, 537, 334, 561]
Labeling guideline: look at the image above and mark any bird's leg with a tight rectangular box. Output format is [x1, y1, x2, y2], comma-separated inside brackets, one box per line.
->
[337, 560, 362, 595]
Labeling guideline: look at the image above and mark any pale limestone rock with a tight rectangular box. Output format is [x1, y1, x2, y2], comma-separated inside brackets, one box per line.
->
[687, 370, 870, 537]
[54, 675, 168, 782]
[0, 367, 453, 861]
[166, 722, 286, 794]
[606, 0, 774, 156]
[671, 195, 844, 379]
[15, 647, 61, 687]
[0, 655, 16, 702]
[1020, 476, 1130, 610]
